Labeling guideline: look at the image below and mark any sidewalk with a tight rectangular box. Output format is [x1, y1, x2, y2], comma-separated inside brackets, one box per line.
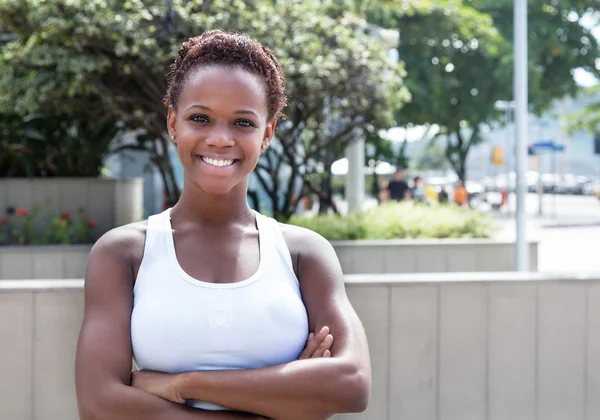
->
[493, 214, 600, 273]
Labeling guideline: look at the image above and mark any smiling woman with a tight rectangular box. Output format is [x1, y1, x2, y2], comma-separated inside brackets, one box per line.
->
[75, 30, 371, 420]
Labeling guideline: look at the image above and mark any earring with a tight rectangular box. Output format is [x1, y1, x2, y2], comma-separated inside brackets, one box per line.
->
[171, 135, 176, 144]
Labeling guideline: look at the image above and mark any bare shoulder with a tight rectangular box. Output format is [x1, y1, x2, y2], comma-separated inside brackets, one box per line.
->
[91, 220, 147, 256]
[87, 220, 148, 280]
[278, 222, 332, 256]
[277, 222, 341, 277]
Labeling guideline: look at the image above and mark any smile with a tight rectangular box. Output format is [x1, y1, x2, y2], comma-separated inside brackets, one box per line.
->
[198, 156, 237, 167]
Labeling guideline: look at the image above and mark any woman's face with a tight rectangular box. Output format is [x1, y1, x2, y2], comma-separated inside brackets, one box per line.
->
[168, 66, 276, 196]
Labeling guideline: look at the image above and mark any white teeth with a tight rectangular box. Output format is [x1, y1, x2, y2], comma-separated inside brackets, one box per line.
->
[200, 157, 235, 167]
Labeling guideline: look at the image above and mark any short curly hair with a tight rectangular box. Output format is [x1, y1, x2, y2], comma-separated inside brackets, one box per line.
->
[164, 30, 287, 121]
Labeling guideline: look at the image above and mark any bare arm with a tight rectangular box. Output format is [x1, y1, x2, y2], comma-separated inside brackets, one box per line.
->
[168, 226, 371, 420]
[74, 226, 266, 420]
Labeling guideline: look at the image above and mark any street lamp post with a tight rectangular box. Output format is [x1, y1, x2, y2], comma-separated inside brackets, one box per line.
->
[514, 0, 529, 271]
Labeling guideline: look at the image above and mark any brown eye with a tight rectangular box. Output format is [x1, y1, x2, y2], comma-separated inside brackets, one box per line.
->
[234, 119, 255, 128]
[190, 115, 209, 123]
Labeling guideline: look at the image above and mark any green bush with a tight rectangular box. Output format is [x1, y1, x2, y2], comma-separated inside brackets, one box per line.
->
[288, 202, 498, 240]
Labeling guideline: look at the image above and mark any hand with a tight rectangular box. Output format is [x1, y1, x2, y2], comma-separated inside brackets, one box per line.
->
[130, 370, 186, 404]
[298, 326, 334, 360]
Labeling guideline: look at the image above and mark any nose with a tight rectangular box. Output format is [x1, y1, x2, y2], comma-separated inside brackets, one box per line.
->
[205, 123, 235, 148]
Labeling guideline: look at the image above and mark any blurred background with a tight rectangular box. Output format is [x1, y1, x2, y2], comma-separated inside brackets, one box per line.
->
[1, 1, 600, 419]
[2, 0, 599, 271]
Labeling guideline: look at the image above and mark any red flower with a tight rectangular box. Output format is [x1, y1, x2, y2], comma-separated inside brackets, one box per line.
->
[0, 216, 9, 224]
[88, 220, 97, 228]
[60, 211, 72, 220]
[16, 208, 28, 217]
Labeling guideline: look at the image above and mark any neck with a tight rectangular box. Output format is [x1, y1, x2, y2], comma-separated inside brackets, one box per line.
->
[170, 179, 254, 226]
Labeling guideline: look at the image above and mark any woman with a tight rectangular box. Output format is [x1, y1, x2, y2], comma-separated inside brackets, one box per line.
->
[75, 30, 371, 420]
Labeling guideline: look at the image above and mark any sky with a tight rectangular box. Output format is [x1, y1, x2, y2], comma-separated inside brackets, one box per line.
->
[573, 11, 600, 87]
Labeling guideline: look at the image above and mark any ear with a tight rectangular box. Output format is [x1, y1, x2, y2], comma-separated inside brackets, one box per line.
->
[262, 118, 277, 149]
[167, 106, 177, 140]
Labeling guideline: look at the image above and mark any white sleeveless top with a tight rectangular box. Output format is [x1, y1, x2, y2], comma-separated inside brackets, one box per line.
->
[131, 209, 309, 410]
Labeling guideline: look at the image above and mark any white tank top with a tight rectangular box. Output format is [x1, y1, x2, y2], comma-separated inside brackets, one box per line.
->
[131, 209, 309, 410]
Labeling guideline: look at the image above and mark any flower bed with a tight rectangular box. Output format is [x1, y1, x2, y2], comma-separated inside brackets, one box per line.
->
[0, 206, 96, 246]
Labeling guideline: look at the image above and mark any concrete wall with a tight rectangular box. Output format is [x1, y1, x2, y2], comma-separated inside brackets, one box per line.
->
[332, 239, 539, 273]
[0, 245, 91, 280]
[0, 239, 538, 279]
[0, 178, 143, 238]
[2, 272, 599, 420]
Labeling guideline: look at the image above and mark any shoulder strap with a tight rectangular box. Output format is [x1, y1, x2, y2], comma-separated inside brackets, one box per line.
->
[255, 212, 295, 275]
[142, 209, 171, 261]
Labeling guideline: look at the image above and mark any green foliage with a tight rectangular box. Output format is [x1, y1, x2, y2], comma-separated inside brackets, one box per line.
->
[0, 112, 117, 177]
[361, 0, 600, 181]
[253, 0, 410, 218]
[290, 212, 367, 240]
[475, 0, 600, 113]
[566, 85, 600, 135]
[289, 202, 497, 240]
[0, 0, 408, 216]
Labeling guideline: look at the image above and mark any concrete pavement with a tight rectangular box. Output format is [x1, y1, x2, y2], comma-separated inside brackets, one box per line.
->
[492, 193, 600, 272]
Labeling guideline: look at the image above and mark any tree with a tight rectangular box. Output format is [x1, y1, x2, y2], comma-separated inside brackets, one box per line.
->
[239, 1, 409, 218]
[566, 85, 600, 135]
[475, 0, 600, 112]
[0, 111, 118, 177]
[0, 0, 407, 219]
[360, 0, 600, 181]
[413, 141, 450, 171]
[0, 0, 182, 199]
[367, 2, 508, 181]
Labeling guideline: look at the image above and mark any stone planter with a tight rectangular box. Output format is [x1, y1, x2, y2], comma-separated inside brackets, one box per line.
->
[0, 238, 540, 280]
[332, 238, 539, 273]
[0, 177, 143, 238]
[0, 245, 92, 280]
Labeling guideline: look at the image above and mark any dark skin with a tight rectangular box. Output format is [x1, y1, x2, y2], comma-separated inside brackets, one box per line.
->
[75, 66, 370, 420]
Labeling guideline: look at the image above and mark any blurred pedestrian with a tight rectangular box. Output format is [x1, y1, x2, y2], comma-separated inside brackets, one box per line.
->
[424, 183, 438, 205]
[412, 176, 425, 203]
[387, 169, 409, 201]
[453, 179, 469, 207]
[439, 187, 449, 205]
[378, 179, 390, 203]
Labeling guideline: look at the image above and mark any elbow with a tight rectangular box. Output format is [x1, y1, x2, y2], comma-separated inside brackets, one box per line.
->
[335, 362, 371, 414]
[77, 385, 120, 420]
[77, 397, 104, 420]
[345, 371, 371, 413]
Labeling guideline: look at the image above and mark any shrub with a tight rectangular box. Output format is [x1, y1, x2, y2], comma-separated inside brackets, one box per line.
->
[0, 204, 96, 246]
[288, 202, 498, 240]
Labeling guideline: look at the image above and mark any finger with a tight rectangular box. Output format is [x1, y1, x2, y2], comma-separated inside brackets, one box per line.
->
[299, 326, 329, 359]
[323, 350, 331, 358]
[298, 333, 316, 360]
[311, 334, 334, 358]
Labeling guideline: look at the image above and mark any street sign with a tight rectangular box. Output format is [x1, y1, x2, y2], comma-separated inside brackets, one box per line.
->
[491, 147, 504, 165]
[530, 141, 565, 153]
[532, 141, 554, 150]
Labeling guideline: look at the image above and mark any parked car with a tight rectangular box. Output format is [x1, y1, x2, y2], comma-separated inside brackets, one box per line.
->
[582, 180, 600, 197]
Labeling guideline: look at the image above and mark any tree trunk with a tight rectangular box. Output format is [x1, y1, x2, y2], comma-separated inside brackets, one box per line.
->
[247, 189, 260, 213]
[318, 177, 331, 214]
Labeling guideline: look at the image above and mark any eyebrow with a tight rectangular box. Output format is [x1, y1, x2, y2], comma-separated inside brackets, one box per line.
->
[185, 104, 258, 117]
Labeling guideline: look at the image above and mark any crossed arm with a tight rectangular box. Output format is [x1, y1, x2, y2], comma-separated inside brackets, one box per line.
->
[75, 225, 371, 420]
